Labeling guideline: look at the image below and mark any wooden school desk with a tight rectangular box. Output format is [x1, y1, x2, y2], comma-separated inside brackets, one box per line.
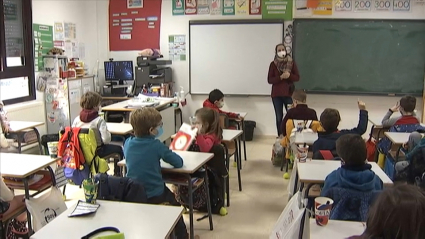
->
[308, 219, 365, 239]
[102, 98, 175, 142]
[292, 160, 393, 196]
[170, 129, 244, 192]
[117, 150, 214, 239]
[1, 153, 56, 234]
[8, 121, 44, 154]
[368, 118, 389, 140]
[31, 200, 184, 239]
[106, 123, 133, 135]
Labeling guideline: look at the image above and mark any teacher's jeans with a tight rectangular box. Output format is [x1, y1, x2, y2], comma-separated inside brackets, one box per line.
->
[272, 96, 293, 136]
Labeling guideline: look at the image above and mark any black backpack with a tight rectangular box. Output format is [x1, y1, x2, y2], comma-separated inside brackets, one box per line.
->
[176, 144, 226, 214]
[94, 173, 147, 203]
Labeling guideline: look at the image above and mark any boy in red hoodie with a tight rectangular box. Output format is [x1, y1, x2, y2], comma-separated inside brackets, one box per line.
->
[203, 89, 243, 123]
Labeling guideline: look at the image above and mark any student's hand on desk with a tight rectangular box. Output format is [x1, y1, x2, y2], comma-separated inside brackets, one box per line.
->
[357, 100, 366, 110]
[280, 71, 290, 80]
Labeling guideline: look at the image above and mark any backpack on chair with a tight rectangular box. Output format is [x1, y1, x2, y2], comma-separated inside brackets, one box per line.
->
[57, 127, 89, 186]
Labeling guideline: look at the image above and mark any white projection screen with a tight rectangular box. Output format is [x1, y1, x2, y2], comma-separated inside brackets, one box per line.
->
[189, 20, 284, 95]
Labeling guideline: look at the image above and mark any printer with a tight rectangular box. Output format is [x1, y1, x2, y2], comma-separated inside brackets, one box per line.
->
[134, 56, 172, 96]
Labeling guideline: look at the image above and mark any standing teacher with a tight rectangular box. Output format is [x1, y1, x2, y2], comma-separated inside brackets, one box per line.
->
[267, 43, 300, 136]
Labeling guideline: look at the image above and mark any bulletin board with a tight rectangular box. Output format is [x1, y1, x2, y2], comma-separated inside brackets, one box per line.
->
[109, 0, 162, 51]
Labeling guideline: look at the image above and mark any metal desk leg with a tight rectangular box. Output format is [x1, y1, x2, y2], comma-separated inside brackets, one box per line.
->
[23, 178, 33, 235]
[235, 139, 242, 191]
[33, 127, 43, 154]
[16, 132, 23, 154]
[242, 120, 247, 161]
[203, 169, 213, 230]
[188, 175, 194, 239]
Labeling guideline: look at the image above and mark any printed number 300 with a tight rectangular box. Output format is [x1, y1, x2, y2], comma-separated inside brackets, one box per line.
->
[374, 0, 391, 8]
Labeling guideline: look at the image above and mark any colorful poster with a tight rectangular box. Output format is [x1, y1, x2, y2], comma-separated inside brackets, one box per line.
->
[211, 0, 222, 14]
[312, 0, 333, 15]
[393, 0, 410, 11]
[235, 0, 249, 15]
[169, 35, 186, 61]
[197, 0, 210, 14]
[335, 0, 353, 11]
[223, 0, 235, 15]
[249, 0, 261, 14]
[354, 0, 372, 11]
[172, 0, 185, 15]
[262, 0, 293, 20]
[373, 0, 392, 11]
[54, 22, 64, 41]
[33, 24, 54, 72]
[64, 22, 76, 40]
[185, 0, 198, 14]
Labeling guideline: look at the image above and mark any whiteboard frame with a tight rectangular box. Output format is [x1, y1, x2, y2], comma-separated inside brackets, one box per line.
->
[189, 19, 285, 96]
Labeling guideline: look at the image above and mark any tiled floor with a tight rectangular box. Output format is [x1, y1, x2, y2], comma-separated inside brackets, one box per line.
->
[62, 137, 290, 239]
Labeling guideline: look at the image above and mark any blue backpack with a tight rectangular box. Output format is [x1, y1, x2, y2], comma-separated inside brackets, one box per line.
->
[378, 123, 425, 154]
[324, 187, 380, 222]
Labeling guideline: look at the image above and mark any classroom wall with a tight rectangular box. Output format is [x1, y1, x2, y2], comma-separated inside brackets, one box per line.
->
[97, 0, 425, 136]
[20, 1, 425, 137]
[3, 0, 101, 135]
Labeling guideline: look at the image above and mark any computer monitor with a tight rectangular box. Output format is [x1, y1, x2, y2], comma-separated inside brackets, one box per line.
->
[104, 61, 134, 82]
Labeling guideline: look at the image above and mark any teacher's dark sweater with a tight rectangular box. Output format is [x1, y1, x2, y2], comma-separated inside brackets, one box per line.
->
[281, 104, 318, 136]
[267, 61, 300, 97]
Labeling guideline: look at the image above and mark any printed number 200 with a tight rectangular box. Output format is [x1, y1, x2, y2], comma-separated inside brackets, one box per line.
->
[355, 0, 371, 8]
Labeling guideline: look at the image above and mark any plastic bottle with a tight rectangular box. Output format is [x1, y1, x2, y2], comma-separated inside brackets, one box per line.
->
[180, 86, 187, 106]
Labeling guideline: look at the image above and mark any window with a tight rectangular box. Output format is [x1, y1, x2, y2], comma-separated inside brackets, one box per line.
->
[0, 0, 35, 104]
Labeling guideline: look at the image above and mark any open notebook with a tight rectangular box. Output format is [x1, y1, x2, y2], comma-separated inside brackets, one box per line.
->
[169, 123, 198, 151]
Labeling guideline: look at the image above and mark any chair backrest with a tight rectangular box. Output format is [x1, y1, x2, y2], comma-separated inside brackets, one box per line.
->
[208, 144, 228, 177]
[95, 173, 147, 203]
[219, 113, 229, 129]
[313, 150, 339, 160]
[324, 187, 380, 222]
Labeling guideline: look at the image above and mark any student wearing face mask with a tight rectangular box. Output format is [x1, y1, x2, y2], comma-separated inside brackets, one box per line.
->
[124, 108, 193, 239]
[72, 91, 124, 176]
[268, 43, 300, 136]
[203, 89, 243, 126]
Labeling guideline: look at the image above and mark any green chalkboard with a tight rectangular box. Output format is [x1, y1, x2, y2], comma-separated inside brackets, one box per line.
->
[293, 19, 425, 95]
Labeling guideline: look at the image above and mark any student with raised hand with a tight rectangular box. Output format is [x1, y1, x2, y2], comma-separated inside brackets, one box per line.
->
[311, 100, 368, 157]
[348, 184, 425, 239]
[381, 95, 419, 127]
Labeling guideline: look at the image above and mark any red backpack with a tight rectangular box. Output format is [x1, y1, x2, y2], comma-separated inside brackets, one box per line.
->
[58, 127, 85, 169]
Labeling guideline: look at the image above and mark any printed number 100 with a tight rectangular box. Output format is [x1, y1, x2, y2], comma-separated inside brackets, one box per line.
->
[337, 0, 352, 9]
[355, 0, 371, 8]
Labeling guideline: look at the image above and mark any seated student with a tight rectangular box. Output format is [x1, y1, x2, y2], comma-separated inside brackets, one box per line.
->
[1, 177, 28, 238]
[321, 134, 383, 196]
[192, 107, 223, 153]
[321, 134, 383, 221]
[381, 95, 419, 127]
[72, 91, 123, 176]
[203, 89, 243, 121]
[124, 108, 191, 239]
[280, 89, 318, 137]
[348, 184, 425, 239]
[312, 100, 368, 158]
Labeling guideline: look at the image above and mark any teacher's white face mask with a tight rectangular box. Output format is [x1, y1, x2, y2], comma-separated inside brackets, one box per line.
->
[277, 51, 286, 58]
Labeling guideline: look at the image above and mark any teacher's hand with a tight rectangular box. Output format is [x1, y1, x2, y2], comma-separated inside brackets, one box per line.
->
[280, 71, 290, 79]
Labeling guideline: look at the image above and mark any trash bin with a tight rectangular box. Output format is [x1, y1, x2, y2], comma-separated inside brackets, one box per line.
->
[243, 121, 256, 141]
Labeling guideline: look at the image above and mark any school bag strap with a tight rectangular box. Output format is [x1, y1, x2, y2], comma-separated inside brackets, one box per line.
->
[81, 227, 121, 239]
